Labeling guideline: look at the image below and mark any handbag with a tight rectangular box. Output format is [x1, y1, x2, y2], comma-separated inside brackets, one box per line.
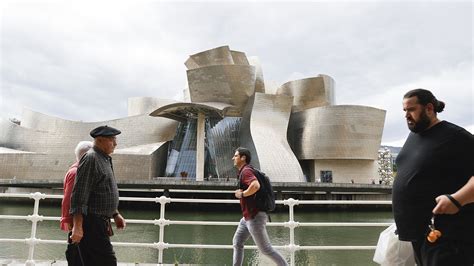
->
[373, 223, 415, 266]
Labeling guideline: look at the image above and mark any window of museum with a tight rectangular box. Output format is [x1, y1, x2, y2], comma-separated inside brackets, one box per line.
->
[320, 170, 333, 183]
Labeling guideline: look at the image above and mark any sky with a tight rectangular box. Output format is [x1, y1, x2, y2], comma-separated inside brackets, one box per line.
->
[0, 1, 472, 147]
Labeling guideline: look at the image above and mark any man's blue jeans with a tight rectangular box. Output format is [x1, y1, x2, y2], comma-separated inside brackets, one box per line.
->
[232, 211, 288, 266]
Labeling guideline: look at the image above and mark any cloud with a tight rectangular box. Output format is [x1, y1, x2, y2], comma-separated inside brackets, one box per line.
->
[350, 62, 473, 144]
[1, 1, 472, 146]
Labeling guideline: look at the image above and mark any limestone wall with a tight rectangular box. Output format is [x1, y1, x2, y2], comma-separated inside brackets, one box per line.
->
[313, 159, 379, 184]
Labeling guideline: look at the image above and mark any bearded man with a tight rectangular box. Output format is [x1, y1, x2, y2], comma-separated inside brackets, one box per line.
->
[392, 89, 474, 265]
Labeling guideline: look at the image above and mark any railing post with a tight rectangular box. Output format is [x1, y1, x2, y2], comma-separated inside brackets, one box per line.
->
[156, 196, 171, 265]
[284, 198, 300, 266]
[25, 192, 45, 265]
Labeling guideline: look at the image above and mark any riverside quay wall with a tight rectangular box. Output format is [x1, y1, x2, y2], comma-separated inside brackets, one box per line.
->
[0, 179, 392, 211]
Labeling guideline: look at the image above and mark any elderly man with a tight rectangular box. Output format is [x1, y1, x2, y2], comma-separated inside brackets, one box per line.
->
[392, 89, 474, 265]
[69, 125, 126, 266]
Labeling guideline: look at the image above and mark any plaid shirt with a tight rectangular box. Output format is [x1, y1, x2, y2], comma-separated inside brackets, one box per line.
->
[70, 146, 119, 218]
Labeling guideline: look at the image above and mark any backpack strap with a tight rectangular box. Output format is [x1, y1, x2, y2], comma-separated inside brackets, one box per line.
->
[238, 170, 244, 189]
[238, 165, 250, 189]
[238, 165, 254, 189]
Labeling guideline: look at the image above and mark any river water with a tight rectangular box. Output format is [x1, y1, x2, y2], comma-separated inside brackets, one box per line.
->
[0, 202, 393, 265]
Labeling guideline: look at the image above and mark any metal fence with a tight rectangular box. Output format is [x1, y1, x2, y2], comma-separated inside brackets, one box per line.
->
[0, 192, 392, 265]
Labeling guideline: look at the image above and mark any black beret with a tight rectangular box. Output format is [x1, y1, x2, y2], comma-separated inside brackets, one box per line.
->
[90, 125, 121, 138]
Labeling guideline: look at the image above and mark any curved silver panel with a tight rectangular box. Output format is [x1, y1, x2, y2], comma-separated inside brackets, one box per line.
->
[277, 75, 335, 112]
[20, 107, 66, 132]
[288, 105, 386, 160]
[186, 65, 256, 114]
[149, 101, 235, 122]
[127, 97, 177, 116]
[240, 93, 305, 182]
[185, 45, 235, 70]
[8, 111, 177, 149]
[248, 56, 265, 93]
[230, 50, 250, 65]
[0, 111, 178, 180]
[184, 46, 251, 70]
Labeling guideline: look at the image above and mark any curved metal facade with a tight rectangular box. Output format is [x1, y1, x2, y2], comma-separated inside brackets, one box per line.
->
[277, 75, 335, 112]
[240, 93, 305, 182]
[1, 45, 387, 184]
[9, 109, 177, 150]
[185, 45, 237, 69]
[184, 45, 251, 70]
[186, 65, 256, 114]
[150, 101, 235, 122]
[288, 105, 386, 160]
[113, 142, 169, 180]
[247, 56, 265, 93]
[0, 110, 178, 180]
[127, 97, 177, 116]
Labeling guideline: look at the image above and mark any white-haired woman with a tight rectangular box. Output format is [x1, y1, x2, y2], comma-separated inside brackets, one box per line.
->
[60, 141, 93, 231]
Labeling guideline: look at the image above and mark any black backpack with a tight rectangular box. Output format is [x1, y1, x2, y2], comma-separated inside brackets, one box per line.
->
[239, 165, 276, 212]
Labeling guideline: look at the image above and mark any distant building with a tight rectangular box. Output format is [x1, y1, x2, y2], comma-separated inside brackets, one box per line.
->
[380, 145, 401, 171]
[0, 46, 386, 183]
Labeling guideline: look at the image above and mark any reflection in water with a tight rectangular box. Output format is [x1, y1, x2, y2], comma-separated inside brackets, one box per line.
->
[0, 203, 393, 265]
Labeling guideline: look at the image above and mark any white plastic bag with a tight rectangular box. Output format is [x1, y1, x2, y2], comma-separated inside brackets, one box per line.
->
[373, 223, 416, 266]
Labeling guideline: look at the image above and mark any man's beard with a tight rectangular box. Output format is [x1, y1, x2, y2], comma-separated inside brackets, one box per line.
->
[407, 110, 431, 133]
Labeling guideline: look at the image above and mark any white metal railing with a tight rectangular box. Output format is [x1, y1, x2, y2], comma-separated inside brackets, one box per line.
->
[0, 192, 392, 265]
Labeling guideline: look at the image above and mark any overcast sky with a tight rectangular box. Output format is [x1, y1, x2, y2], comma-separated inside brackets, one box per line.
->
[1, 1, 472, 146]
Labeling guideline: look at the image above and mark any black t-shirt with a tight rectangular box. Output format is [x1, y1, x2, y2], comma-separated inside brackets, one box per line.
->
[392, 121, 474, 241]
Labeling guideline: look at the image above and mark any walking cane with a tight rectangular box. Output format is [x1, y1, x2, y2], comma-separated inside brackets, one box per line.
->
[75, 243, 85, 266]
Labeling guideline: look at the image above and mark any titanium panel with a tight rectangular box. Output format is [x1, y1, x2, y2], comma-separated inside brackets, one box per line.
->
[288, 105, 385, 160]
[5, 111, 178, 149]
[0, 111, 178, 180]
[150, 102, 235, 122]
[127, 97, 177, 116]
[230, 50, 250, 65]
[248, 56, 265, 93]
[184, 57, 199, 70]
[113, 142, 169, 180]
[240, 93, 305, 182]
[0, 152, 68, 180]
[186, 65, 256, 114]
[277, 75, 335, 112]
[185, 45, 234, 70]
